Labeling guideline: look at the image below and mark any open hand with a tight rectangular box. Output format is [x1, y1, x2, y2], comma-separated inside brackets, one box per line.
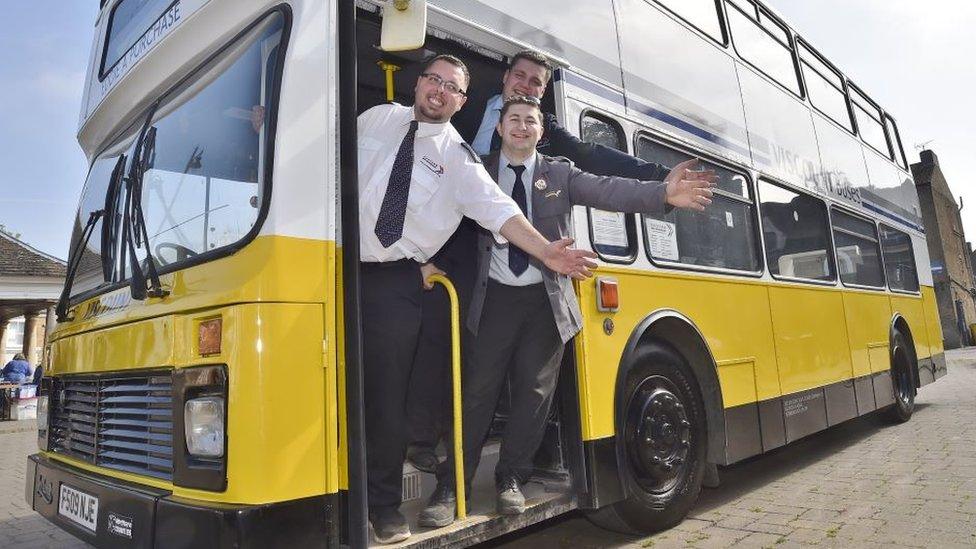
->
[420, 262, 446, 290]
[542, 238, 598, 280]
[665, 159, 718, 211]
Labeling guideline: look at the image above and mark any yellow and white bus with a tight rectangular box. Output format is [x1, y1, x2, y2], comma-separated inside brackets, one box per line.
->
[28, 0, 944, 547]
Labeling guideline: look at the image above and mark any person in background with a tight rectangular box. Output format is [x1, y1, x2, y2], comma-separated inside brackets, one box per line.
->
[1, 353, 32, 384]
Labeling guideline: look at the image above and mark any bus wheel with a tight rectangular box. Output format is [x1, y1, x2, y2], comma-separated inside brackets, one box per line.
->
[587, 344, 706, 534]
[886, 332, 916, 423]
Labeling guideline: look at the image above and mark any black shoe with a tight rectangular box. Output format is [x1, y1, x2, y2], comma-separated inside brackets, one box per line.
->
[496, 477, 525, 515]
[407, 445, 440, 474]
[369, 506, 410, 544]
[418, 483, 458, 528]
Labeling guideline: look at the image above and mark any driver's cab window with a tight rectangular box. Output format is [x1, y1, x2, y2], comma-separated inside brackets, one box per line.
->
[139, 14, 283, 267]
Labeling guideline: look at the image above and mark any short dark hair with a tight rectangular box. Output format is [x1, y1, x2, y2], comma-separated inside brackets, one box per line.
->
[499, 95, 542, 120]
[509, 50, 553, 83]
[423, 54, 470, 88]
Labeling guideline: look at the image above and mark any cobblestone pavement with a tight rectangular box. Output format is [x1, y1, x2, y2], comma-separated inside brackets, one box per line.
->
[490, 348, 976, 549]
[2, 350, 974, 548]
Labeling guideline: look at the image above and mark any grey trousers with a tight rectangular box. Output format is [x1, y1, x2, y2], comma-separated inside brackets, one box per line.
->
[439, 281, 564, 488]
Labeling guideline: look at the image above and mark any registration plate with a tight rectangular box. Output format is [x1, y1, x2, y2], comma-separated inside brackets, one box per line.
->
[58, 484, 98, 532]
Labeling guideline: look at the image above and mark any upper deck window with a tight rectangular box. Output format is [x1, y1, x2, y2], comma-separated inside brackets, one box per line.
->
[101, 0, 178, 78]
[884, 115, 909, 170]
[725, 0, 802, 96]
[653, 0, 725, 43]
[849, 86, 892, 159]
[797, 41, 853, 132]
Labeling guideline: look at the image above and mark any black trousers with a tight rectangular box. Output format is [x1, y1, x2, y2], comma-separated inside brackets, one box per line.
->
[407, 221, 477, 451]
[439, 281, 564, 488]
[362, 259, 423, 510]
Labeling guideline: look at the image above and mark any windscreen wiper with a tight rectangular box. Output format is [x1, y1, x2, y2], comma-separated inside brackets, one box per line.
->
[54, 152, 130, 322]
[101, 153, 128, 282]
[121, 101, 169, 300]
[55, 208, 106, 322]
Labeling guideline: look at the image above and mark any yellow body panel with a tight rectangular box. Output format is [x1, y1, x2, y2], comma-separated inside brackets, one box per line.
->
[767, 284, 852, 394]
[891, 292, 929, 359]
[922, 286, 944, 356]
[45, 236, 341, 504]
[576, 267, 778, 440]
[840, 290, 892, 377]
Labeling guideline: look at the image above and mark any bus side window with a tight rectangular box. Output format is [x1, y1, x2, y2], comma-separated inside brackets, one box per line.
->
[797, 40, 854, 132]
[653, 0, 726, 44]
[831, 209, 885, 288]
[637, 136, 761, 272]
[849, 86, 892, 159]
[758, 180, 835, 282]
[725, 0, 803, 96]
[884, 115, 909, 170]
[580, 112, 639, 262]
[879, 225, 920, 292]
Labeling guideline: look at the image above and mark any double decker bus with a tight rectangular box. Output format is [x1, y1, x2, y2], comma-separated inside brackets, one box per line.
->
[27, 0, 944, 547]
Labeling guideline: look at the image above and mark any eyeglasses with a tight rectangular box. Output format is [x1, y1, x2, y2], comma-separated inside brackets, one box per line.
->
[420, 73, 467, 96]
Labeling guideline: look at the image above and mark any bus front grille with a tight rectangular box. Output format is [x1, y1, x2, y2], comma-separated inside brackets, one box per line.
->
[49, 372, 174, 481]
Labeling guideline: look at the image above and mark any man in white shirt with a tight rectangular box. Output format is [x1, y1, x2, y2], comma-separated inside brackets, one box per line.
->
[357, 55, 597, 544]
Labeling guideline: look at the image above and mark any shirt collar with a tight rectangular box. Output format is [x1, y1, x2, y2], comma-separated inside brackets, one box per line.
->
[499, 150, 537, 172]
[404, 107, 450, 138]
[488, 94, 503, 112]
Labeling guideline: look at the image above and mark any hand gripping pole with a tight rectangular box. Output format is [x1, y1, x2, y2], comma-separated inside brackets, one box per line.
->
[425, 274, 466, 519]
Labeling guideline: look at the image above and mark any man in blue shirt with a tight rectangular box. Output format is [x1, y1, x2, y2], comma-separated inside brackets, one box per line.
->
[2, 353, 32, 384]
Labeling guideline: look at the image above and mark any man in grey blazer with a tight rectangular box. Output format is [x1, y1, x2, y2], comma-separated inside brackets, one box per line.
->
[419, 96, 716, 526]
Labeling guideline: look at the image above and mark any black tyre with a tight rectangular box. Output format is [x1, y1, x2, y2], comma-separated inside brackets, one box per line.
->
[586, 343, 707, 534]
[886, 331, 916, 423]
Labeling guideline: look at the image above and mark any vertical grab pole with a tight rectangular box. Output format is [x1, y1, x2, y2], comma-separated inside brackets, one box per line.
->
[426, 274, 466, 520]
[377, 61, 400, 102]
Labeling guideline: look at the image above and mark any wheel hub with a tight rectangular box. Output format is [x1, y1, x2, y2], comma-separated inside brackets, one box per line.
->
[626, 378, 692, 493]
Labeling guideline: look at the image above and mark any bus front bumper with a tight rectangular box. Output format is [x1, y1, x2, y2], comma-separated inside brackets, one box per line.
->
[26, 453, 333, 548]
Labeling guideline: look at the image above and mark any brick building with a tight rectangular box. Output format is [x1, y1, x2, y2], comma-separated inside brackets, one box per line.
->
[912, 150, 976, 349]
[0, 231, 66, 368]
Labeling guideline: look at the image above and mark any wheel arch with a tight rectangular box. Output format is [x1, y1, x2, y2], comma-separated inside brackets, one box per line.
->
[615, 309, 726, 465]
[890, 313, 919, 389]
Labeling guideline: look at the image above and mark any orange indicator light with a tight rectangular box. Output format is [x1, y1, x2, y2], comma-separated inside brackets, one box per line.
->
[198, 318, 222, 356]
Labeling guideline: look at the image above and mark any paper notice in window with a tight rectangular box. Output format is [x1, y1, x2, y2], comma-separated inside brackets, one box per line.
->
[645, 219, 679, 261]
[591, 209, 628, 248]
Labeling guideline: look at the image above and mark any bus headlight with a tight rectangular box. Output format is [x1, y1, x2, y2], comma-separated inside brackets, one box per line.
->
[184, 397, 225, 458]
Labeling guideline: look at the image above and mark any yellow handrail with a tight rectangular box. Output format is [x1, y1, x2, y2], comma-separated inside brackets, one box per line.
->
[426, 274, 466, 520]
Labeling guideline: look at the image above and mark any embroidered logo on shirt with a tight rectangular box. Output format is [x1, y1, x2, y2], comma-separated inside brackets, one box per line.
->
[420, 156, 445, 176]
[534, 179, 547, 191]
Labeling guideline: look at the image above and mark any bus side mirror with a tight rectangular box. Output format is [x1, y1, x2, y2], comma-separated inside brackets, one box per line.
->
[381, 0, 427, 52]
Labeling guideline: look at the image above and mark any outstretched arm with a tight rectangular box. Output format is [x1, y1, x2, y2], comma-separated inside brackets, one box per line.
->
[567, 158, 717, 213]
[498, 215, 598, 280]
[545, 114, 670, 180]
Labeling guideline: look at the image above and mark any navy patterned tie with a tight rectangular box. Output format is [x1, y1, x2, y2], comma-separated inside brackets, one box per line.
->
[508, 164, 529, 275]
[375, 120, 419, 248]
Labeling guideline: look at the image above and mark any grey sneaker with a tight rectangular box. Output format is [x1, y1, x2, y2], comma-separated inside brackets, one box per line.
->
[418, 483, 458, 528]
[369, 506, 410, 544]
[496, 477, 525, 515]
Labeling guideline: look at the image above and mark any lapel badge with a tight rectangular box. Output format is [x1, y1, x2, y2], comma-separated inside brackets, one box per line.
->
[534, 179, 547, 191]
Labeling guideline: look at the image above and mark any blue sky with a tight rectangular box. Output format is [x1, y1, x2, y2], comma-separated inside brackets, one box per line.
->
[0, 1, 973, 260]
[0, 2, 96, 259]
